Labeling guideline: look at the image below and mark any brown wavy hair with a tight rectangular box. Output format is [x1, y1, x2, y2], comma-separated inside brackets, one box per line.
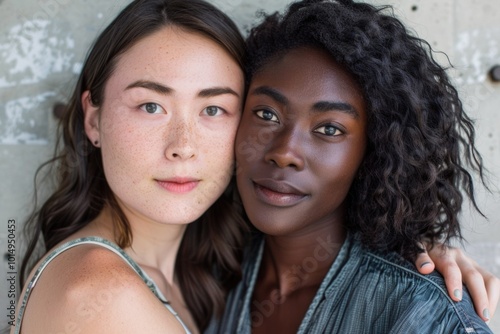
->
[20, 0, 248, 330]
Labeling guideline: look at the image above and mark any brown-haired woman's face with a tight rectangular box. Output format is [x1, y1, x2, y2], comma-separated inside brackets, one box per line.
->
[83, 26, 244, 225]
[236, 47, 367, 236]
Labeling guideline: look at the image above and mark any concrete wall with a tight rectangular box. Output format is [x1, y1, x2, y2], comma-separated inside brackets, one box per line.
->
[0, 0, 498, 331]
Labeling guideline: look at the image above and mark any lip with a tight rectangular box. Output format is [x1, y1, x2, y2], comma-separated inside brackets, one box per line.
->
[252, 178, 308, 207]
[156, 177, 200, 193]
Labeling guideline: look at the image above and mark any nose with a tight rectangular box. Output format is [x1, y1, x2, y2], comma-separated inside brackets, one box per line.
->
[164, 117, 196, 161]
[264, 126, 305, 170]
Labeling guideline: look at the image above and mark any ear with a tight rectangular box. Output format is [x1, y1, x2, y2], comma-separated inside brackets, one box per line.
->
[82, 90, 100, 145]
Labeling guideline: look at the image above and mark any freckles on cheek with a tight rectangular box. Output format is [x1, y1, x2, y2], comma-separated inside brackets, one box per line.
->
[107, 115, 141, 142]
[101, 120, 142, 169]
[209, 140, 236, 180]
[212, 146, 234, 173]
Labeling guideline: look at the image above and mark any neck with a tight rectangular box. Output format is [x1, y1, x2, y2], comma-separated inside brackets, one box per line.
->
[91, 205, 187, 285]
[126, 221, 186, 284]
[261, 223, 346, 297]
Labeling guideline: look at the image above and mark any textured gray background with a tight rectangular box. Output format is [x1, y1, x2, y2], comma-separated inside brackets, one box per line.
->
[0, 0, 499, 331]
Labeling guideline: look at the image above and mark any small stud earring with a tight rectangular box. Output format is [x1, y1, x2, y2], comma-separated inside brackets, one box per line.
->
[94, 140, 99, 146]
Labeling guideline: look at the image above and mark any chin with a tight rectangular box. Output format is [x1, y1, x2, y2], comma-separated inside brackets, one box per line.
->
[250, 217, 297, 236]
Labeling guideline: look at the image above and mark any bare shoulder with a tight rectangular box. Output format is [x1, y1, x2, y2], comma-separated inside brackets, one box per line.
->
[20, 244, 185, 333]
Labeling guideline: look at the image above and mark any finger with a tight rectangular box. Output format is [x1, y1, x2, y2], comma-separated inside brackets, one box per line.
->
[459, 262, 489, 321]
[484, 272, 500, 319]
[428, 246, 463, 302]
[471, 264, 500, 321]
[415, 249, 435, 275]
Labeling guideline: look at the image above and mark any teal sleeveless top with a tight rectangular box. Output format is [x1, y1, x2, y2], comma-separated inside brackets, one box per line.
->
[14, 236, 191, 334]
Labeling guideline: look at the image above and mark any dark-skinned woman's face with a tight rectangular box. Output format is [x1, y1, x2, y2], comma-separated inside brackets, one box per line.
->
[236, 47, 367, 237]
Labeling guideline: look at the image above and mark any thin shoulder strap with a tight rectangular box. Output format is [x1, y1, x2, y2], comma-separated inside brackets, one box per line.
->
[14, 236, 191, 334]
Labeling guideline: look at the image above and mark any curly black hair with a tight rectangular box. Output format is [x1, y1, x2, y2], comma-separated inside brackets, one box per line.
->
[245, 0, 487, 259]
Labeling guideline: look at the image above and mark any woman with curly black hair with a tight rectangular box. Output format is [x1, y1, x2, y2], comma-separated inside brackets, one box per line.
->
[212, 0, 496, 332]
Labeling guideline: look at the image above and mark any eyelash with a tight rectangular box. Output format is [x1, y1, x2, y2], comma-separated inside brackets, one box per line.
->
[202, 106, 225, 117]
[139, 103, 226, 116]
[313, 124, 344, 136]
[254, 108, 344, 137]
[255, 109, 279, 123]
[139, 102, 165, 114]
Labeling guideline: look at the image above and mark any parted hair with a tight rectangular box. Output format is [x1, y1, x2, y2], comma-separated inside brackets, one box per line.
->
[20, 0, 247, 330]
[245, 0, 486, 258]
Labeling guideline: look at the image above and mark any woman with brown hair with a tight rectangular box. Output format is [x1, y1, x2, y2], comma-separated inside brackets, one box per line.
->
[14, 0, 247, 333]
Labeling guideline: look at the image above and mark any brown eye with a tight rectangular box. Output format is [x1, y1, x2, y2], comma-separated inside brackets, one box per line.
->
[315, 125, 342, 136]
[255, 109, 279, 122]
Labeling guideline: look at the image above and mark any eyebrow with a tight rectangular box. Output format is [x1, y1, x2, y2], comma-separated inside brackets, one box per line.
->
[313, 101, 360, 119]
[252, 85, 359, 118]
[198, 87, 240, 98]
[125, 80, 240, 98]
[126, 80, 172, 94]
[252, 86, 288, 105]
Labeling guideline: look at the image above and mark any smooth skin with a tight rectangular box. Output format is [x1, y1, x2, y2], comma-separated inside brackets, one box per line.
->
[14, 26, 244, 334]
[237, 47, 367, 333]
[235, 46, 498, 333]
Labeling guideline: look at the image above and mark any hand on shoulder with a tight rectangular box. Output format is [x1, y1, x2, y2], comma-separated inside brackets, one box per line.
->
[415, 243, 500, 322]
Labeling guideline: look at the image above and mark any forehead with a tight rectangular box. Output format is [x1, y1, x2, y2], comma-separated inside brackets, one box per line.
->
[249, 47, 365, 112]
[107, 26, 243, 91]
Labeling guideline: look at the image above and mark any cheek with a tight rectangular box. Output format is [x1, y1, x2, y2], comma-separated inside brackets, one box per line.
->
[316, 147, 364, 195]
[235, 123, 268, 168]
[99, 116, 150, 183]
[102, 124, 139, 157]
[203, 122, 238, 178]
[209, 140, 234, 171]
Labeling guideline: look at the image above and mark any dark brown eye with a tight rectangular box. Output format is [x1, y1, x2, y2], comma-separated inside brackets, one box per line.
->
[255, 109, 278, 122]
[315, 125, 342, 136]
